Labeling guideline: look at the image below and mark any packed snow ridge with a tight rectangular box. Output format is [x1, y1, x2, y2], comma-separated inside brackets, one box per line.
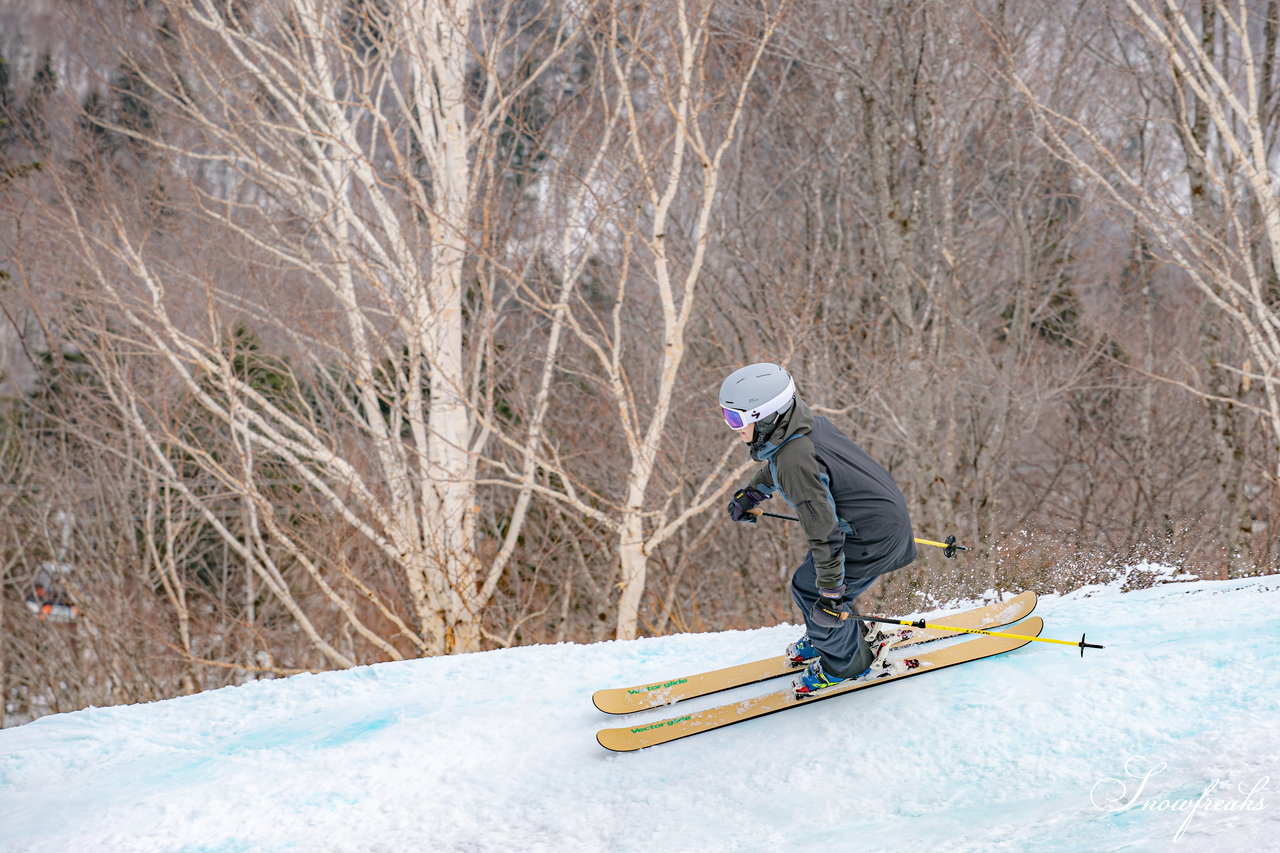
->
[2, 570, 1278, 852]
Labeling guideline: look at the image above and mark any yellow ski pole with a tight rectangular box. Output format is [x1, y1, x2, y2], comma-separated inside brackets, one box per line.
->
[913, 535, 969, 557]
[751, 508, 1105, 655]
[812, 605, 1105, 656]
[751, 509, 970, 558]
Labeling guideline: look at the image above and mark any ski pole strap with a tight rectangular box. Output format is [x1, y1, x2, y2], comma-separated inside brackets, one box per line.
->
[750, 510, 969, 558]
[861, 615, 1105, 656]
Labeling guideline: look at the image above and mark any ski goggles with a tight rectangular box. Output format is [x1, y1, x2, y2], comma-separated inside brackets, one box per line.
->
[720, 378, 795, 430]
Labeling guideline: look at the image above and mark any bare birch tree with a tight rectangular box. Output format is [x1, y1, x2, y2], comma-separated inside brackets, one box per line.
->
[738, 0, 1115, 600]
[1006, 0, 1280, 572]
[486, 0, 789, 640]
[41, 0, 611, 659]
[602, 0, 788, 639]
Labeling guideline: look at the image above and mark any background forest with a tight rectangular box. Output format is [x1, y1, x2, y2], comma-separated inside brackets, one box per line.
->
[1, 0, 1277, 726]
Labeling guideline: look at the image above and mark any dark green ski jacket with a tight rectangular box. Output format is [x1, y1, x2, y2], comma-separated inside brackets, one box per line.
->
[747, 398, 916, 591]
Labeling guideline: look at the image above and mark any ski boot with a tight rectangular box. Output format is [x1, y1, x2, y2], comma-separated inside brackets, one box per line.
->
[785, 634, 818, 668]
[792, 659, 857, 698]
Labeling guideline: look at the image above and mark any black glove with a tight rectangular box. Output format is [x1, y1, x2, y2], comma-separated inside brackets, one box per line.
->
[727, 486, 768, 523]
[810, 586, 849, 628]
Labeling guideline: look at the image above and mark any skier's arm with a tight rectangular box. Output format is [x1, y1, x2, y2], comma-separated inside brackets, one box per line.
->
[775, 441, 846, 591]
[746, 465, 775, 493]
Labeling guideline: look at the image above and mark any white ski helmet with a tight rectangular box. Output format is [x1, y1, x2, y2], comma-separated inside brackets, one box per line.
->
[718, 363, 796, 430]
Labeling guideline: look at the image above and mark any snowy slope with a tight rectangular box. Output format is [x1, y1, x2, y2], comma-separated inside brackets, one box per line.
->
[1, 571, 1278, 853]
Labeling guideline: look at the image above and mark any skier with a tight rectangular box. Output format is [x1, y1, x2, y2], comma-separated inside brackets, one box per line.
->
[720, 363, 917, 696]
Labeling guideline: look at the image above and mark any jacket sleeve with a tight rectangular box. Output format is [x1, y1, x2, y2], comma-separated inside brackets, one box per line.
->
[774, 439, 846, 590]
[747, 465, 775, 493]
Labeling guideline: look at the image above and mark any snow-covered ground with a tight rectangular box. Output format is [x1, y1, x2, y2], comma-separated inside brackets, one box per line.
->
[2, 570, 1277, 852]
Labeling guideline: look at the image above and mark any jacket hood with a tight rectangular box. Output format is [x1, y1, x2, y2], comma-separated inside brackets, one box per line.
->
[750, 396, 813, 462]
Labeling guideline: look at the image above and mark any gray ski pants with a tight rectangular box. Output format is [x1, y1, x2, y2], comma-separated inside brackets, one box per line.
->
[790, 553, 880, 678]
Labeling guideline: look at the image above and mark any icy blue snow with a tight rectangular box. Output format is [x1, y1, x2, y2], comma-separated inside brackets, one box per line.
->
[2, 572, 1278, 852]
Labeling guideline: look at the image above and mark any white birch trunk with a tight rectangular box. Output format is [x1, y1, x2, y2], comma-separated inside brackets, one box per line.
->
[48, 0, 595, 662]
[610, 0, 784, 640]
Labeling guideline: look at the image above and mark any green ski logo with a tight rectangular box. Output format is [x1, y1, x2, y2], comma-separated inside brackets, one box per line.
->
[630, 715, 692, 733]
[627, 678, 688, 695]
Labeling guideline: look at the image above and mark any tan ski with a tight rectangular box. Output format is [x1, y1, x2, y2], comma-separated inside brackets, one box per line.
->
[592, 591, 1037, 715]
[596, 616, 1044, 751]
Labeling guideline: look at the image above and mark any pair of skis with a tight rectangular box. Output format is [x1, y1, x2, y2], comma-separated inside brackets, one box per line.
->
[593, 592, 1041, 752]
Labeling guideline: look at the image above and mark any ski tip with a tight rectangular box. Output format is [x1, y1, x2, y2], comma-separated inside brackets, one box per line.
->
[1000, 590, 1038, 618]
